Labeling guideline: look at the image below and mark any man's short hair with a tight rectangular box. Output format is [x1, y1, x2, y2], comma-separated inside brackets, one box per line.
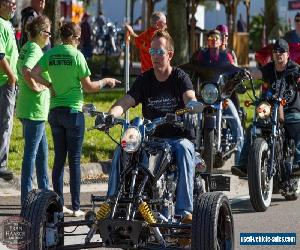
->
[295, 12, 300, 20]
[150, 11, 166, 27]
[152, 29, 174, 51]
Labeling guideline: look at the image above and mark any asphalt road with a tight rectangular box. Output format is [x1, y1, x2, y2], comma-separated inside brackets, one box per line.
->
[0, 181, 299, 250]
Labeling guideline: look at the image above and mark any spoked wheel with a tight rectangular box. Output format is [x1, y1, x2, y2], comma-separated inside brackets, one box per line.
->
[20, 189, 64, 249]
[192, 192, 234, 250]
[248, 138, 273, 212]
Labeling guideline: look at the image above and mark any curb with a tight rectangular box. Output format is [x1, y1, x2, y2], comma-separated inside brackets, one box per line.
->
[0, 161, 112, 196]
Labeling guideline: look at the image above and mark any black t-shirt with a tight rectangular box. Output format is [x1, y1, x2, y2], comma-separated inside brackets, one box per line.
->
[261, 60, 300, 113]
[128, 67, 195, 139]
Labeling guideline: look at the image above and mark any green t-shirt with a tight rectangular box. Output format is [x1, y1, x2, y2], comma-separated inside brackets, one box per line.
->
[0, 17, 19, 85]
[16, 41, 50, 121]
[38, 44, 91, 111]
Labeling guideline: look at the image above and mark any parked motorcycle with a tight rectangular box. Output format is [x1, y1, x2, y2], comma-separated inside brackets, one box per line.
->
[181, 63, 248, 172]
[20, 103, 235, 250]
[92, 19, 124, 56]
[246, 75, 299, 212]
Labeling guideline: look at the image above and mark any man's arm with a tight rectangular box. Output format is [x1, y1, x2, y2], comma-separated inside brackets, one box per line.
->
[0, 58, 17, 86]
[183, 90, 197, 105]
[108, 94, 136, 117]
[125, 23, 138, 44]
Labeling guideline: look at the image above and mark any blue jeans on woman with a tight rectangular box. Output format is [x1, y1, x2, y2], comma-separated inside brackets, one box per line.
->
[107, 138, 195, 216]
[21, 119, 49, 204]
[48, 108, 85, 211]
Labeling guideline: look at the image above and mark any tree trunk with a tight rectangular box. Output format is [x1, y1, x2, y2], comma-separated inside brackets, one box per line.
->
[167, 0, 188, 65]
[44, 0, 60, 46]
[264, 0, 278, 43]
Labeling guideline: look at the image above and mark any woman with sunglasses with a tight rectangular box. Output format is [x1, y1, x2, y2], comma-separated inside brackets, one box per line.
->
[216, 24, 238, 66]
[16, 15, 51, 205]
[31, 22, 120, 217]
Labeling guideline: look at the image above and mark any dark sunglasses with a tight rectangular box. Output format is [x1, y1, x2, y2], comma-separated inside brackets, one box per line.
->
[272, 49, 287, 54]
[295, 19, 300, 23]
[42, 31, 51, 37]
[149, 48, 166, 56]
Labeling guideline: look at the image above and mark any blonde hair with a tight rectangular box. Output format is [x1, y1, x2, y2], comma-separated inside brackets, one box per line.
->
[152, 29, 174, 51]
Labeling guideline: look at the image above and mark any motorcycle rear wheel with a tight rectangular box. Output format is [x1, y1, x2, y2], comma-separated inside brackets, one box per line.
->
[248, 138, 273, 212]
[191, 192, 234, 250]
[20, 189, 64, 249]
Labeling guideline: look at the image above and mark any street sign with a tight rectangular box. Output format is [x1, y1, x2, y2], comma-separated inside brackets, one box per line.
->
[289, 0, 300, 10]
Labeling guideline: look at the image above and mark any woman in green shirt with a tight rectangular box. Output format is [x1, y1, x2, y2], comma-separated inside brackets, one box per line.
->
[16, 15, 51, 205]
[31, 22, 120, 217]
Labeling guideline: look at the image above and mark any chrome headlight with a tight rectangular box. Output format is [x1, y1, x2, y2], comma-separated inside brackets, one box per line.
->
[121, 126, 142, 153]
[256, 101, 271, 119]
[201, 84, 219, 104]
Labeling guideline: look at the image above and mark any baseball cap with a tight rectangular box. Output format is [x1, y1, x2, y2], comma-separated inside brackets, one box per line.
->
[216, 24, 228, 35]
[272, 38, 289, 53]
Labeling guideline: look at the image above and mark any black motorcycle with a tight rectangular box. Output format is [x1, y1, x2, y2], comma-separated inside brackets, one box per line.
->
[182, 63, 247, 172]
[19, 102, 235, 250]
[247, 78, 299, 212]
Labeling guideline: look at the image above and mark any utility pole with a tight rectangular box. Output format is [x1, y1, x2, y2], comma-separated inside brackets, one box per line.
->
[125, 0, 131, 122]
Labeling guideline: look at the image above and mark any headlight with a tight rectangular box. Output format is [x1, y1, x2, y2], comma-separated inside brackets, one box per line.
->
[256, 101, 271, 119]
[201, 84, 219, 104]
[121, 126, 142, 153]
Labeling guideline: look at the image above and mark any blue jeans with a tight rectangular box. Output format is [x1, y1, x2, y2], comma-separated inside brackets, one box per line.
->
[48, 108, 85, 211]
[107, 138, 195, 216]
[0, 83, 16, 168]
[20, 119, 49, 204]
[223, 99, 244, 165]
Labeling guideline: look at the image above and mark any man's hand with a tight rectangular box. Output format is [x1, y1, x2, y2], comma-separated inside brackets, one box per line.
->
[124, 23, 134, 36]
[101, 78, 121, 88]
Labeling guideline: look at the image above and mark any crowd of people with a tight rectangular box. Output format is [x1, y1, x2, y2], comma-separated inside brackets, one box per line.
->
[1, 0, 300, 222]
[0, 0, 120, 216]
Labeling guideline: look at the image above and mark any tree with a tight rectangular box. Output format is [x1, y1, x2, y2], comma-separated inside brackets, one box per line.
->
[167, 0, 189, 65]
[44, 0, 60, 45]
[264, 0, 279, 43]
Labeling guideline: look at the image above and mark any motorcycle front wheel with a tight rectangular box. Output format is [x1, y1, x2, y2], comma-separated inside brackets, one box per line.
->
[248, 137, 273, 212]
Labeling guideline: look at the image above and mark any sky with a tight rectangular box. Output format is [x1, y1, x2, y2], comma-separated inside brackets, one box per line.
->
[88, 0, 300, 30]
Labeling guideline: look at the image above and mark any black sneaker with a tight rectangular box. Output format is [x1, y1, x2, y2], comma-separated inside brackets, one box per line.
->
[0, 167, 13, 181]
[231, 166, 247, 178]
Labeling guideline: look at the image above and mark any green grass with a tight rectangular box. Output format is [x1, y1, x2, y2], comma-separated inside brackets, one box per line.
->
[9, 89, 142, 174]
[9, 82, 261, 174]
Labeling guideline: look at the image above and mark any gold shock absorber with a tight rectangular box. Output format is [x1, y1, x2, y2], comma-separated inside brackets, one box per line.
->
[96, 202, 111, 220]
[138, 202, 156, 224]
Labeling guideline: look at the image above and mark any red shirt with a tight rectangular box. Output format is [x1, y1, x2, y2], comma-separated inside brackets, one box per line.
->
[135, 27, 157, 73]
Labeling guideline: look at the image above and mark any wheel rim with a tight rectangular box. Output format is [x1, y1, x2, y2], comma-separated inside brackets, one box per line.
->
[217, 201, 233, 250]
[42, 200, 62, 248]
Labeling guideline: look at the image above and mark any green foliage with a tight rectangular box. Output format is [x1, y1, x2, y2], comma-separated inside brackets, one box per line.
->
[9, 89, 142, 174]
[86, 55, 122, 77]
[249, 13, 265, 51]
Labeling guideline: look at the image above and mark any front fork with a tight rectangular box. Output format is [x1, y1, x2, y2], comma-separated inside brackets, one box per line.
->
[268, 103, 280, 178]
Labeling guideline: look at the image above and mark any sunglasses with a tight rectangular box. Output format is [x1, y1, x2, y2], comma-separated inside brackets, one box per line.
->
[207, 35, 220, 41]
[295, 19, 300, 23]
[149, 48, 166, 56]
[272, 49, 287, 54]
[42, 30, 51, 37]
